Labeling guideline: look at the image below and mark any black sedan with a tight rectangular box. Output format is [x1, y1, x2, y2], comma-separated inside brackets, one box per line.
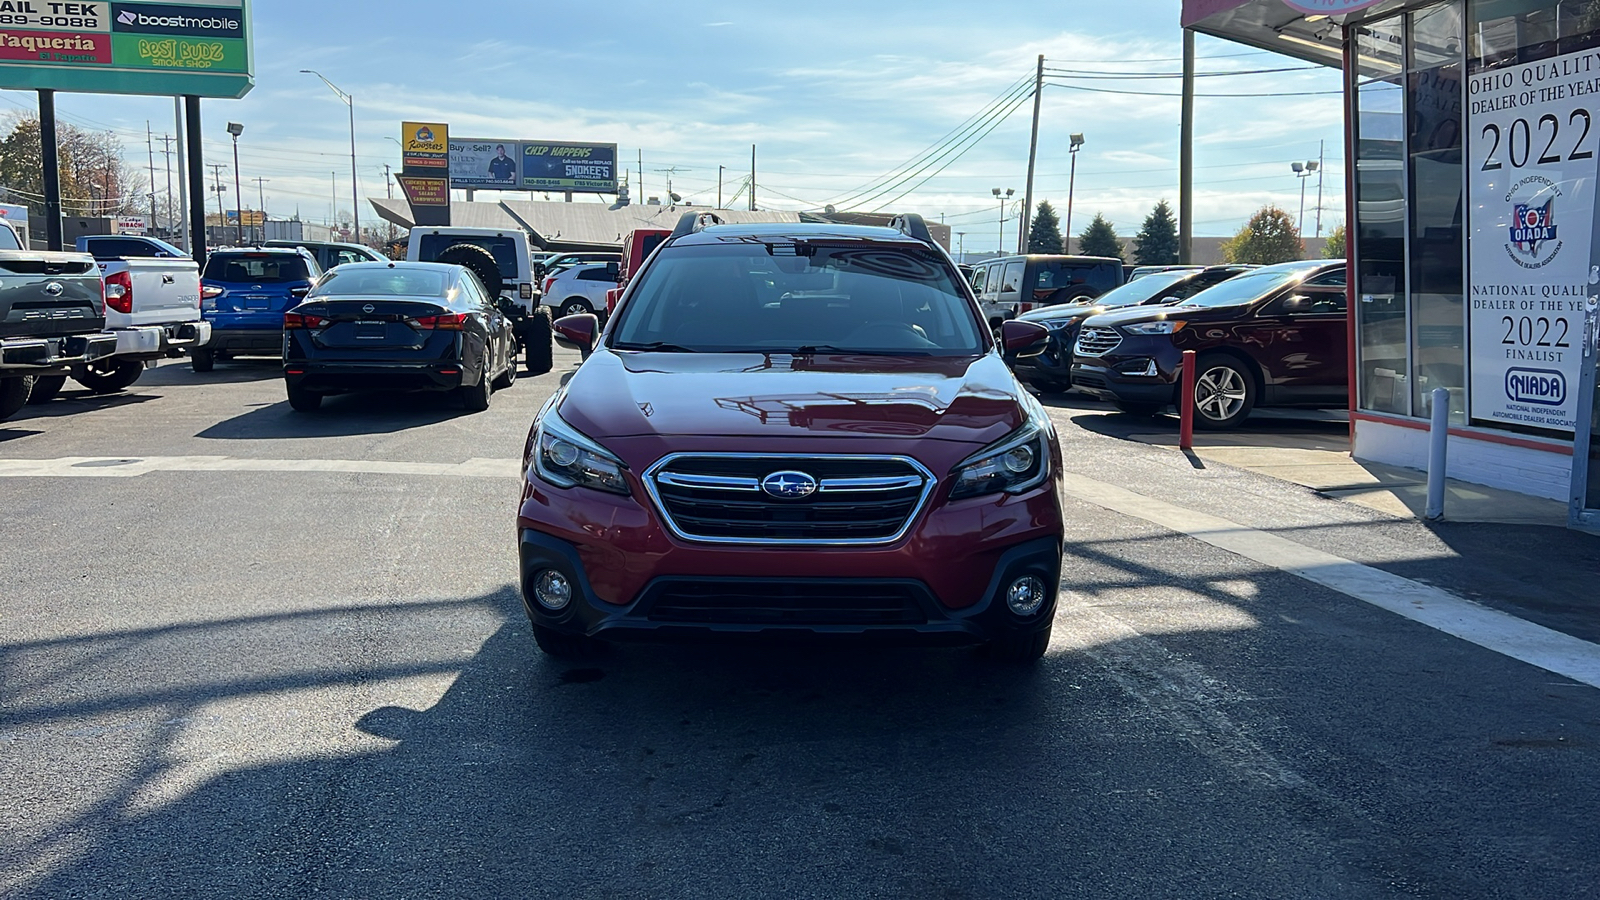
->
[1010, 264, 1254, 393]
[282, 262, 519, 412]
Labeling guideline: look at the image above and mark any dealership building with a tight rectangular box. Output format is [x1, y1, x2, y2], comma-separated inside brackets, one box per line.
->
[1188, 0, 1600, 512]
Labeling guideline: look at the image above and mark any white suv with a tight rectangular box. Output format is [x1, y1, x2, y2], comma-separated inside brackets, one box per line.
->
[543, 262, 618, 320]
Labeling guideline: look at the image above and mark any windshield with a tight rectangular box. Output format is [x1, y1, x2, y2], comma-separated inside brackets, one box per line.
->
[0, 222, 20, 251]
[1175, 267, 1314, 309]
[610, 242, 985, 355]
[309, 268, 449, 298]
[203, 254, 312, 284]
[1044, 271, 1189, 314]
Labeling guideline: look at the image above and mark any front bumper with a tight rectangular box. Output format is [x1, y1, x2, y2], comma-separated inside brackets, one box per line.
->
[284, 360, 468, 394]
[1070, 336, 1181, 404]
[0, 332, 118, 373]
[517, 477, 1064, 646]
[110, 322, 212, 358]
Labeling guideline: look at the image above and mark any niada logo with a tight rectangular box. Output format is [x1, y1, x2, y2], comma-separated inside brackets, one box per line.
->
[1505, 367, 1567, 406]
[111, 3, 244, 38]
[1503, 175, 1564, 269]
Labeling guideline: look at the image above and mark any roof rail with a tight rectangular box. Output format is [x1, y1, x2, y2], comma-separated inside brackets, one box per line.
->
[669, 211, 726, 240]
[888, 213, 932, 244]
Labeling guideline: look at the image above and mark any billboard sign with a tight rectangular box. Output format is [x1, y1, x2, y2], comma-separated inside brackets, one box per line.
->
[521, 141, 618, 193]
[402, 122, 449, 173]
[449, 139, 520, 189]
[0, 0, 252, 98]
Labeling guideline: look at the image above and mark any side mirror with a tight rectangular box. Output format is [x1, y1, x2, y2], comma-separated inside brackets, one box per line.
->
[999, 319, 1049, 360]
[1280, 294, 1310, 313]
[605, 261, 620, 280]
[553, 313, 600, 360]
[1147, 295, 1181, 305]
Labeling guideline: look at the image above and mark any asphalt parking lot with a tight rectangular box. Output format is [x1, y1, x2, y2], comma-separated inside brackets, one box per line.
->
[3, 354, 1599, 898]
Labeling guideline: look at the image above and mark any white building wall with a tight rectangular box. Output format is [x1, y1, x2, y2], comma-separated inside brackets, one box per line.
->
[1353, 419, 1573, 502]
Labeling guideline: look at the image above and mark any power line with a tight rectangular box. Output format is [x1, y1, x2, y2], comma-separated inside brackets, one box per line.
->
[1043, 79, 1342, 98]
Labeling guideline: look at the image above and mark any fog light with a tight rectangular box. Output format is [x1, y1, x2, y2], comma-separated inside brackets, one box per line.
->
[1006, 575, 1047, 616]
[534, 569, 572, 611]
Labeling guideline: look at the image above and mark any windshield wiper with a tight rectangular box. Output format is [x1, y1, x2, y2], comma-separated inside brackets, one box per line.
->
[793, 345, 935, 356]
[613, 341, 697, 352]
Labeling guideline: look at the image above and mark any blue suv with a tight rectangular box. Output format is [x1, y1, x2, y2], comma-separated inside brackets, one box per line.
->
[193, 248, 321, 372]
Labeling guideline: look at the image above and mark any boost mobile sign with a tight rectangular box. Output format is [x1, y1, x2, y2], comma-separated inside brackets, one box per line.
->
[1467, 48, 1600, 433]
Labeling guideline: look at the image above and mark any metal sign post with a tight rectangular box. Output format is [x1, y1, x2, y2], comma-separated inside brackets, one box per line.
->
[1569, 295, 1600, 526]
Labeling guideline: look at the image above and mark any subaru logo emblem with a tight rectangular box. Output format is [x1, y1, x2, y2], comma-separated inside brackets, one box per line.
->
[761, 470, 818, 499]
[363, 304, 375, 313]
[42, 281, 63, 296]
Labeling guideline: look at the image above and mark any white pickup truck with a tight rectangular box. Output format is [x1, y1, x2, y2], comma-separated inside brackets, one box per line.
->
[32, 234, 209, 398]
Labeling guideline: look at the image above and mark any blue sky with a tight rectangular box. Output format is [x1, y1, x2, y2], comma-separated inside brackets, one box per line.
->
[0, 0, 1346, 242]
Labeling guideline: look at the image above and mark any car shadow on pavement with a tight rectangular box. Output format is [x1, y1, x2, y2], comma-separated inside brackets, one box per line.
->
[197, 390, 474, 440]
[140, 358, 283, 386]
[10, 391, 159, 421]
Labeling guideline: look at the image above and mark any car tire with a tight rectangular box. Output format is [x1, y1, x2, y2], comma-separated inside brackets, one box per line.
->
[532, 624, 606, 660]
[986, 625, 1052, 663]
[1030, 379, 1070, 394]
[191, 348, 215, 372]
[435, 243, 505, 297]
[523, 308, 554, 375]
[1114, 400, 1164, 417]
[557, 297, 593, 319]
[492, 349, 518, 389]
[286, 383, 322, 412]
[72, 358, 143, 394]
[0, 375, 33, 420]
[25, 374, 67, 405]
[1191, 355, 1256, 430]
[460, 361, 492, 412]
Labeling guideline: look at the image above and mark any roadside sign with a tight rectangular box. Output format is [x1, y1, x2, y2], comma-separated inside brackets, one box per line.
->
[402, 122, 449, 173]
[396, 174, 449, 227]
[0, 0, 253, 98]
[521, 142, 618, 193]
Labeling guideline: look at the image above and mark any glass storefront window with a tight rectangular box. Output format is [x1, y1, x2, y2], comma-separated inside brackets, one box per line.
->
[1355, 17, 1412, 414]
[1471, 0, 1600, 69]
[1408, 2, 1467, 422]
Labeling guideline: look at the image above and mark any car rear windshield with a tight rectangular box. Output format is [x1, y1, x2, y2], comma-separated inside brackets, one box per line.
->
[611, 242, 984, 355]
[1033, 261, 1121, 296]
[309, 268, 449, 298]
[0, 224, 20, 251]
[203, 254, 311, 284]
[416, 234, 519, 281]
[1175, 266, 1317, 309]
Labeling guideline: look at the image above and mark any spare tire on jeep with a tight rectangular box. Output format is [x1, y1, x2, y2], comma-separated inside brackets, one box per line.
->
[522, 307, 553, 375]
[435, 243, 504, 297]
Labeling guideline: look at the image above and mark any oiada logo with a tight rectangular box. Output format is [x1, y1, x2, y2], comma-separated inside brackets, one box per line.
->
[1504, 176, 1563, 269]
[1506, 367, 1567, 406]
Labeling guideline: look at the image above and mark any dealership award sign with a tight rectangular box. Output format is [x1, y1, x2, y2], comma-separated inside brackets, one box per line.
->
[1467, 48, 1600, 432]
[0, 0, 252, 98]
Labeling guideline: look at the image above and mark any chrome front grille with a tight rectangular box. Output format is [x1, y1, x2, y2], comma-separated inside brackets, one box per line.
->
[644, 454, 934, 545]
[1074, 326, 1122, 357]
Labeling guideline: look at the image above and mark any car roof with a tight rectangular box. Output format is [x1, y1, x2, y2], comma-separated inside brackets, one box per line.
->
[671, 222, 933, 247]
[324, 260, 461, 274]
[264, 239, 371, 251]
[209, 247, 312, 257]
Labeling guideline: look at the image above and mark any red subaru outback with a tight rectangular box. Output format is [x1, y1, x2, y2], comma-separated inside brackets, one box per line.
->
[517, 214, 1063, 661]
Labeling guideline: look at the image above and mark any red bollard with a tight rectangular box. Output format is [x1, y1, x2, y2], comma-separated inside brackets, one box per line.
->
[1179, 350, 1196, 451]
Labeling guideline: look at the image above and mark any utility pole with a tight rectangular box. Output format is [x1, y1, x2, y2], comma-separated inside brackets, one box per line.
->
[718, 165, 724, 209]
[382, 164, 392, 199]
[146, 122, 157, 233]
[159, 133, 176, 239]
[1020, 54, 1044, 254]
[637, 149, 643, 205]
[1179, 29, 1195, 264]
[1314, 139, 1325, 237]
[750, 144, 757, 211]
[252, 177, 269, 241]
[207, 163, 227, 235]
[330, 171, 337, 228]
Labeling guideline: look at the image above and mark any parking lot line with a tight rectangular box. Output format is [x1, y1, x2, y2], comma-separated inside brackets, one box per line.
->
[0, 456, 521, 479]
[1059, 472, 1600, 690]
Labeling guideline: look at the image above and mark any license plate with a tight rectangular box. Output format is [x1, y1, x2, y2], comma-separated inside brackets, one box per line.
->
[354, 321, 386, 340]
[242, 295, 270, 310]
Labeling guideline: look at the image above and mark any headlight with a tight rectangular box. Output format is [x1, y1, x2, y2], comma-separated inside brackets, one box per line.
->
[529, 405, 630, 495]
[1122, 320, 1186, 335]
[950, 400, 1052, 499]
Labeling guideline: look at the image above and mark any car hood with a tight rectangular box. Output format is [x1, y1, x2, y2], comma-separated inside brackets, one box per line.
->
[557, 350, 1027, 450]
[1081, 302, 1246, 329]
[1019, 301, 1159, 326]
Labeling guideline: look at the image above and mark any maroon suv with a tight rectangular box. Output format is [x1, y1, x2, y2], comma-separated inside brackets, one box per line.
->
[516, 214, 1063, 662]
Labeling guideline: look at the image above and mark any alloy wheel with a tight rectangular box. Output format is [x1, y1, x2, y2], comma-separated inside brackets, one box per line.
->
[1195, 366, 1248, 421]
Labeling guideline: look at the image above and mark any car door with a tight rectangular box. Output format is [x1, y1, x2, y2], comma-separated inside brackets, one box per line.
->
[997, 261, 1024, 318]
[1240, 268, 1349, 405]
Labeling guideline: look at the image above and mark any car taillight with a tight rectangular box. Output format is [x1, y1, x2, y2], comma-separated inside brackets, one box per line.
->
[283, 312, 330, 330]
[105, 270, 133, 314]
[542, 276, 555, 295]
[409, 312, 469, 331]
[201, 284, 225, 299]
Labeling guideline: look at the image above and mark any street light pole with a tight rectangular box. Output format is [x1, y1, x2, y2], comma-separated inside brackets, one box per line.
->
[992, 187, 1013, 255]
[302, 70, 360, 244]
[1291, 159, 1318, 235]
[1065, 133, 1085, 250]
[227, 122, 244, 245]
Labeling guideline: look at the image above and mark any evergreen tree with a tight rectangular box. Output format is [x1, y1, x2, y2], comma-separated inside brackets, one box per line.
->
[1132, 200, 1180, 265]
[1220, 205, 1303, 264]
[1078, 213, 1124, 261]
[1027, 200, 1065, 254]
[1322, 222, 1347, 259]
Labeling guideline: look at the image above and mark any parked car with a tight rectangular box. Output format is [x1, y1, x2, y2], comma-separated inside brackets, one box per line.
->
[1010, 265, 1254, 393]
[519, 213, 1062, 662]
[43, 234, 208, 399]
[194, 247, 321, 371]
[1127, 264, 1204, 281]
[543, 262, 620, 319]
[406, 226, 552, 375]
[1071, 260, 1347, 428]
[0, 221, 116, 420]
[263, 239, 386, 272]
[281, 261, 519, 413]
[535, 251, 620, 280]
[969, 254, 1124, 327]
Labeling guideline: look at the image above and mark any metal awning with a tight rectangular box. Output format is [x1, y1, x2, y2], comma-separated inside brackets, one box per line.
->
[1182, 0, 1417, 67]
